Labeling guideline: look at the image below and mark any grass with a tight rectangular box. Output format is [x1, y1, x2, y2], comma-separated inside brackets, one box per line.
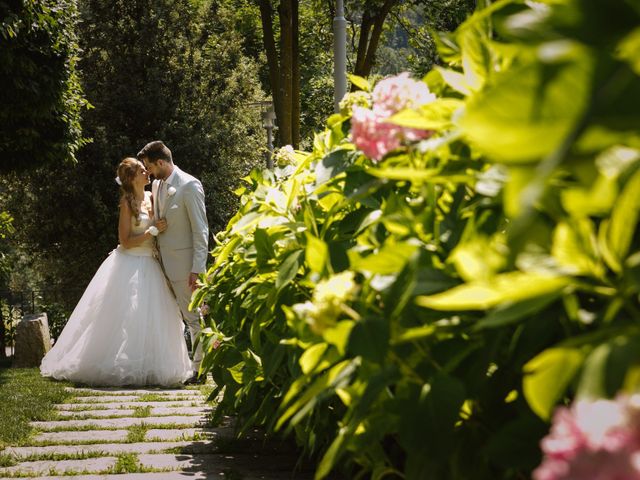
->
[0, 453, 17, 467]
[137, 393, 180, 402]
[0, 367, 72, 449]
[40, 421, 198, 432]
[110, 452, 140, 474]
[125, 424, 148, 443]
[132, 405, 152, 418]
[10, 450, 108, 463]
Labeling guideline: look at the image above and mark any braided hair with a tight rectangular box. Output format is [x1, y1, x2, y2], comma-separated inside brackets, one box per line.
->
[117, 157, 143, 226]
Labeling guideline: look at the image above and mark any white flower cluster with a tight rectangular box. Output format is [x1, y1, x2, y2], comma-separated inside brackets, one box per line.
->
[273, 145, 297, 168]
[339, 90, 373, 116]
[292, 271, 358, 334]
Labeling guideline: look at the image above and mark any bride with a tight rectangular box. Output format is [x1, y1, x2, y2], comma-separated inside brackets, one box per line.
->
[40, 158, 193, 386]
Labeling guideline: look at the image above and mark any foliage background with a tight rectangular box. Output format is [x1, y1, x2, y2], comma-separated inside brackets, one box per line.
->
[0, 0, 266, 313]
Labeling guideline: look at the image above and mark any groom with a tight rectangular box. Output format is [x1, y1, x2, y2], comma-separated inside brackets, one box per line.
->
[137, 141, 209, 382]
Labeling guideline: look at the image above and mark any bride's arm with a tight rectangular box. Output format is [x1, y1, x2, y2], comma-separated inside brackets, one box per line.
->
[118, 198, 155, 249]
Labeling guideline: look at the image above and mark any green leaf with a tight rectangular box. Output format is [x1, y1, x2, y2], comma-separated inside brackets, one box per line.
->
[605, 167, 640, 270]
[459, 57, 593, 163]
[576, 342, 610, 399]
[393, 325, 437, 344]
[316, 427, 348, 479]
[474, 292, 561, 330]
[299, 343, 329, 375]
[450, 236, 506, 282]
[416, 272, 570, 311]
[350, 242, 419, 275]
[228, 361, 246, 384]
[551, 220, 602, 277]
[254, 228, 274, 266]
[277, 360, 355, 430]
[561, 176, 618, 217]
[523, 347, 584, 420]
[322, 320, 355, 356]
[315, 149, 349, 185]
[387, 99, 464, 131]
[398, 374, 465, 457]
[306, 233, 328, 274]
[230, 211, 261, 234]
[348, 317, 389, 361]
[436, 67, 472, 96]
[348, 74, 372, 92]
[212, 235, 241, 269]
[485, 415, 548, 470]
[366, 167, 439, 181]
[276, 250, 304, 290]
[617, 27, 640, 75]
[457, 18, 493, 91]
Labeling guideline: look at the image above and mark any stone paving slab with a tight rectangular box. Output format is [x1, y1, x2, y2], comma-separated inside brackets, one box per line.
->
[57, 406, 211, 418]
[70, 395, 145, 403]
[34, 429, 129, 444]
[4, 441, 213, 458]
[32, 415, 208, 430]
[0, 456, 117, 476]
[136, 453, 312, 474]
[57, 400, 205, 410]
[145, 428, 229, 442]
[67, 388, 203, 395]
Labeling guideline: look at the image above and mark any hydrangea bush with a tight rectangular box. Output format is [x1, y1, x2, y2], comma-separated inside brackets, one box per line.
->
[193, 0, 640, 478]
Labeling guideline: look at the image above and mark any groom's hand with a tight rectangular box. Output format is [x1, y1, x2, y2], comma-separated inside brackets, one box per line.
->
[156, 219, 168, 233]
[189, 272, 198, 292]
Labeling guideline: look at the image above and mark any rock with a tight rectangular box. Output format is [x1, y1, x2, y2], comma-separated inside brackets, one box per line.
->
[13, 313, 52, 368]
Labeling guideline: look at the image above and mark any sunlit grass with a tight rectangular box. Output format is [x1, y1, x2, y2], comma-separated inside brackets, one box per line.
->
[0, 367, 72, 448]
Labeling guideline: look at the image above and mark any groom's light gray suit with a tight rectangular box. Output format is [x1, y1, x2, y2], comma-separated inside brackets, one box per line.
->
[152, 166, 208, 368]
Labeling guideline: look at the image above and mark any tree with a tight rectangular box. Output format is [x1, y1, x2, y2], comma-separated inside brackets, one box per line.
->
[258, 0, 301, 147]
[0, 0, 266, 313]
[352, 0, 401, 78]
[0, 0, 90, 171]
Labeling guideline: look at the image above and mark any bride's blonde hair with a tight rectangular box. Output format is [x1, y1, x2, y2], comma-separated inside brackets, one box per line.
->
[117, 157, 143, 226]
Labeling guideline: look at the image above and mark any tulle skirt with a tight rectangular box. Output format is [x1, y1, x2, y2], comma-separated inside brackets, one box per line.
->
[40, 246, 193, 387]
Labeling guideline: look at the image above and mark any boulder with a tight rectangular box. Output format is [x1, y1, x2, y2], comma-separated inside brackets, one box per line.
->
[13, 313, 52, 368]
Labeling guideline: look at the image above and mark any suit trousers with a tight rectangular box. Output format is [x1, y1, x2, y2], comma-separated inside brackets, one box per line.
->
[171, 278, 203, 369]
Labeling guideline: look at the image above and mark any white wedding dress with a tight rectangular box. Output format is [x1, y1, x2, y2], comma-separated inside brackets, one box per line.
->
[40, 205, 193, 387]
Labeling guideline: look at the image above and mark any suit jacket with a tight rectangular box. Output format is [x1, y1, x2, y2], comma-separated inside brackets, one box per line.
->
[152, 166, 208, 282]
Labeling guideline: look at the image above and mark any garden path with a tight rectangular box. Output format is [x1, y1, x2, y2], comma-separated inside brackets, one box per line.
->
[0, 385, 311, 479]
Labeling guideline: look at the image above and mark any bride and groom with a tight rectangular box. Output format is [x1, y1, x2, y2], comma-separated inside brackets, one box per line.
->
[40, 141, 209, 386]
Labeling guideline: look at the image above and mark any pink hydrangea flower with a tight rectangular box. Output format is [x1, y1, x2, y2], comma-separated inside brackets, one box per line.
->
[351, 107, 402, 161]
[372, 72, 436, 116]
[349, 73, 435, 162]
[534, 396, 640, 480]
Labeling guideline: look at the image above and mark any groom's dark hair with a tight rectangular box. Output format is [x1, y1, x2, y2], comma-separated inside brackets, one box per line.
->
[137, 140, 173, 164]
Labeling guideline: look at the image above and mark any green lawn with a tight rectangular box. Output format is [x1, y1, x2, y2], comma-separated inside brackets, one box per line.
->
[0, 362, 72, 448]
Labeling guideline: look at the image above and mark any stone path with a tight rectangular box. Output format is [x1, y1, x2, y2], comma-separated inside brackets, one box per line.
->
[0, 385, 312, 479]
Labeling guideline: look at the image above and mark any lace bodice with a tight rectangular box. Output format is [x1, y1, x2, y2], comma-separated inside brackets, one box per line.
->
[119, 194, 155, 257]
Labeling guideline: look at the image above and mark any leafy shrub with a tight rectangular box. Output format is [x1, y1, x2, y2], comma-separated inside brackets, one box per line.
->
[0, 0, 90, 171]
[195, 0, 640, 478]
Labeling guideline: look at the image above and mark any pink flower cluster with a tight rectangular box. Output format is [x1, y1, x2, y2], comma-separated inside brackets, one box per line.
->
[350, 73, 436, 161]
[534, 396, 640, 480]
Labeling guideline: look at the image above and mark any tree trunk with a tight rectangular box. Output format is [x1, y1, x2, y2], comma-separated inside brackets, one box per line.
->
[0, 309, 5, 359]
[278, 0, 294, 146]
[354, 11, 373, 77]
[353, 0, 399, 81]
[291, 0, 300, 148]
[258, 0, 283, 139]
[362, 0, 397, 76]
